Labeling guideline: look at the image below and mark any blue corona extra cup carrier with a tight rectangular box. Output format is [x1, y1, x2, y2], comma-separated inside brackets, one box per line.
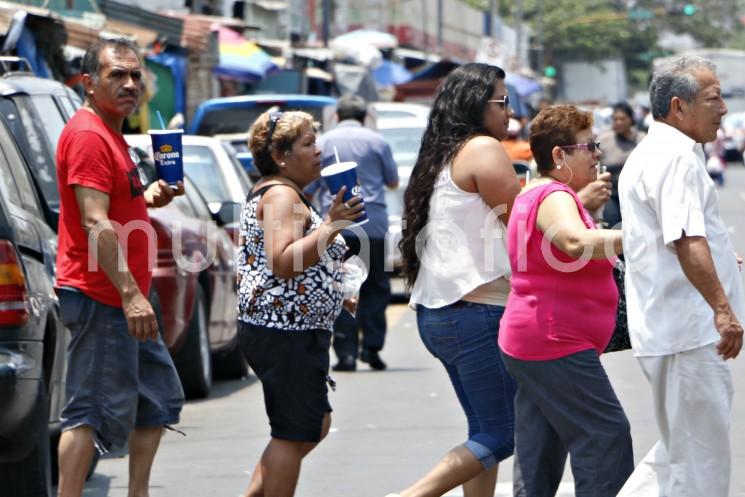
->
[321, 160, 368, 227]
[148, 129, 184, 189]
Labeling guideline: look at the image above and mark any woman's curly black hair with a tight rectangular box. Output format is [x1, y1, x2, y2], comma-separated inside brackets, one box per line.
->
[399, 62, 505, 288]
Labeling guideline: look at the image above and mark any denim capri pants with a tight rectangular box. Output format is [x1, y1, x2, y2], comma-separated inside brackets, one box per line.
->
[416, 301, 516, 469]
[58, 288, 184, 453]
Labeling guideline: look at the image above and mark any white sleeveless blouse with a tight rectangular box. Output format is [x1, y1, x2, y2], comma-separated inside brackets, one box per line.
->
[409, 165, 511, 309]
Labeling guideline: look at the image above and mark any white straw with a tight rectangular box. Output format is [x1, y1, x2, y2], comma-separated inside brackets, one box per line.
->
[333, 146, 341, 164]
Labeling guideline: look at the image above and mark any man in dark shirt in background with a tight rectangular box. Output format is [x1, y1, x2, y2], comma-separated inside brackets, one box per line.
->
[316, 94, 399, 371]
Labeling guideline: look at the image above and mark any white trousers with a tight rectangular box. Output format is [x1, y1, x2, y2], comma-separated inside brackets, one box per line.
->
[617, 344, 733, 497]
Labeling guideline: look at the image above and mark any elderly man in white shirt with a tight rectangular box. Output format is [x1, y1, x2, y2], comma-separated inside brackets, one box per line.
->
[618, 55, 744, 496]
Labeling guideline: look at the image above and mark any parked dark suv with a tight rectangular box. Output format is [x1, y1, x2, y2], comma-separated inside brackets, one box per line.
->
[0, 111, 66, 496]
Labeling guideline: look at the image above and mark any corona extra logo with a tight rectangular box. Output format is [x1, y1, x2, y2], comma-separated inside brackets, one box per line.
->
[159, 144, 173, 153]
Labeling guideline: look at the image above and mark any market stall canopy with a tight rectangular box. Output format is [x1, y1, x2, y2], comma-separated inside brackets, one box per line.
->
[505, 72, 542, 97]
[331, 29, 398, 50]
[214, 27, 276, 83]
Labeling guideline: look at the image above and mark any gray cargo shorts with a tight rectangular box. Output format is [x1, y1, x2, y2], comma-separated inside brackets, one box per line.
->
[58, 287, 184, 452]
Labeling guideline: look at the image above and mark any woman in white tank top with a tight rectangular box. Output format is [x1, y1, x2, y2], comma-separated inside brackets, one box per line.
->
[384, 63, 521, 497]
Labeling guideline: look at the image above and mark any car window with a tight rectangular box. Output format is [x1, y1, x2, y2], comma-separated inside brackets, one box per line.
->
[377, 110, 418, 119]
[221, 141, 252, 193]
[0, 121, 43, 217]
[30, 95, 67, 153]
[185, 185, 213, 220]
[57, 95, 78, 118]
[0, 97, 59, 207]
[231, 141, 249, 153]
[0, 140, 21, 207]
[173, 193, 197, 218]
[182, 145, 229, 203]
[378, 127, 425, 168]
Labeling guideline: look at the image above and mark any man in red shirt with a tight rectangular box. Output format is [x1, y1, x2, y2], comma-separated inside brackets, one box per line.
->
[55, 38, 185, 497]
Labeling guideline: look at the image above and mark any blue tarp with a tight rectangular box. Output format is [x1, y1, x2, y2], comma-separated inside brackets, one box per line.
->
[373, 60, 412, 86]
[505, 73, 542, 97]
[16, 28, 51, 79]
[146, 52, 187, 115]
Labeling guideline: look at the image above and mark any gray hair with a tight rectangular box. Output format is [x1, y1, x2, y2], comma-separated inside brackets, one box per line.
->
[649, 55, 716, 119]
[81, 38, 139, 82]
[336, 94, 367, 122]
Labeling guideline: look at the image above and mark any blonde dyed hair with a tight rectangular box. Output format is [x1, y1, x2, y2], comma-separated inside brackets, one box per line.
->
[248, 110, 318, 176]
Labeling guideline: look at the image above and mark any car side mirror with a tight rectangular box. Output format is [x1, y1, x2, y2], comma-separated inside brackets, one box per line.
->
[214, 201, 241, 226]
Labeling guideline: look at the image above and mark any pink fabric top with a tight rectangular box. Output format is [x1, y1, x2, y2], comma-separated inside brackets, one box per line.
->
[498, 182, 617, 360]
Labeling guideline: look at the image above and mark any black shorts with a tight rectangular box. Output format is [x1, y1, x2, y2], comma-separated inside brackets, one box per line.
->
[238, 322, 333, 442]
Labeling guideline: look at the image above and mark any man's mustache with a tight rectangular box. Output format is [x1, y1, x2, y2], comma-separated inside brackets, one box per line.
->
[117, 90, 139, 99]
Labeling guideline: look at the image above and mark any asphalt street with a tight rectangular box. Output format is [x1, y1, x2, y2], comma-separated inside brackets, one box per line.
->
[76, 167, 745, 497]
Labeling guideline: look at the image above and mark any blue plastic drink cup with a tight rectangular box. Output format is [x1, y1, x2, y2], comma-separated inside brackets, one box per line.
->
[148, 129, 184, 189]
[321, 161, 368, 227]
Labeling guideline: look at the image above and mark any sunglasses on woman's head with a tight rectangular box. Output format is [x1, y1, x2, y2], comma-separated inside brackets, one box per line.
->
[560, 142, 601, 153]
[487, 95, 510, 108]
[267, 111, 284, 143]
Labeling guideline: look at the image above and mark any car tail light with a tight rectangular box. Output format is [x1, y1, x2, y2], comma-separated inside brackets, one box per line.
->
[0, 240, 29, 326]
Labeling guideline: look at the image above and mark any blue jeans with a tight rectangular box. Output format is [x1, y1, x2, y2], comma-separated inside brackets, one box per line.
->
[416, 302, 516, 469]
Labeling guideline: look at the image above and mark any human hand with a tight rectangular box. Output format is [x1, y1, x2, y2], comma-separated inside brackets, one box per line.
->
[577, 172, 611, 211]
[714, 307, 743, 360]
[145, 179, 184, 207]
[326, 186, 365, 226]
[122, 290, 159, 342]
[342, 297, 359, 316]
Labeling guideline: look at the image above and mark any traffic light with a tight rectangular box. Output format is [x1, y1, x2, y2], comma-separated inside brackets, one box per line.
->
[683, 4, 696, 16]
[544, 66, 557, 78]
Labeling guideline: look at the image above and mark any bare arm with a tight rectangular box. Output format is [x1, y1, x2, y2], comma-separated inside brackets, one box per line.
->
[260, 185, 363, 279]
[536, 191, 622, 259]
[452, 136, 521, 224]
[74, 186, 158, 341]
[674, 234, 743, 359]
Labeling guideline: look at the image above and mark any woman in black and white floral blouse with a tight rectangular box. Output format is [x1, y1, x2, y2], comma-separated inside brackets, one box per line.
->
[236, 110, 363, 497]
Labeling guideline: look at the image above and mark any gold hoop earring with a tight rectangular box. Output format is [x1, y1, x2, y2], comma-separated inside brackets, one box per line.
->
[559, 165, 574, 185]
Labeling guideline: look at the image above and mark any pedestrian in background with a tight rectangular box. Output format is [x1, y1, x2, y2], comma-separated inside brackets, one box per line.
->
[597, 101, 645, 228]
[390, 62, 520, 497]
[238, 110, 363, 497]
[499, 105, 633, 497]
[55, 38, 185, 497]
[319, 94, 399, 372]
[617, 55, 743, 497]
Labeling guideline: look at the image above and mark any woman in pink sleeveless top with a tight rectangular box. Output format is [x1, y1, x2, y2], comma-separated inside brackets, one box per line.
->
[498, 105, 633, 496]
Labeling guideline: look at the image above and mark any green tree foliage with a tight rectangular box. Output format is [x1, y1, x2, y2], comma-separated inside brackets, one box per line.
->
[632, 0, 744, 48]
[495, 0, 745, 90]
[497, 0, 656, 62]
[460, 0, 489, 9]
